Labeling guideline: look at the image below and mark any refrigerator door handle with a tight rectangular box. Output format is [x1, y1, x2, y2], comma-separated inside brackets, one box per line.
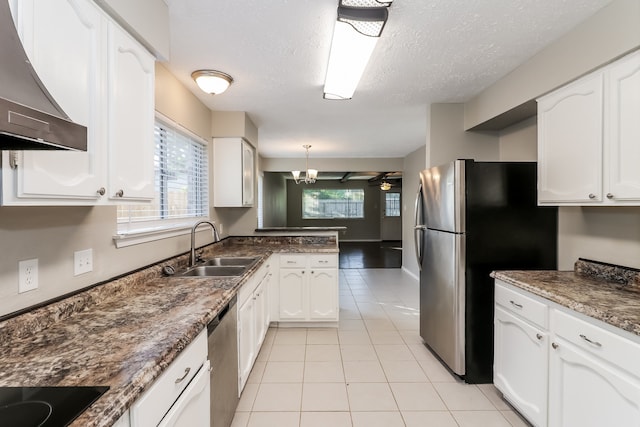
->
[414, 182, 425, 270]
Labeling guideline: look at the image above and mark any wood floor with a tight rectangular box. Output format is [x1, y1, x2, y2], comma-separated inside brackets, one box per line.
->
[339, 241, 402, 269]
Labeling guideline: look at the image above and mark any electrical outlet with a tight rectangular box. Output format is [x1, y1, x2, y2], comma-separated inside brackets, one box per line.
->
[18, 259, 38, 293]
[74, 248, 93, 276]
[218, 223, 223, 235]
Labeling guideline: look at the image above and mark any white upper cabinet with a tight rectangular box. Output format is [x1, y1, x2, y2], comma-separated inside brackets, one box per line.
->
[2, 0, 106, 204]
[1, 0, 155, 205]
[605, 50, 640, 202]
[538, 50, 640, 205]
[106, 21, 155, 202]
[213, 138, 255, 207]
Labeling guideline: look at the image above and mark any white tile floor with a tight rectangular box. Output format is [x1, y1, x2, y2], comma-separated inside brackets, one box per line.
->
[231, 268, 531, 427]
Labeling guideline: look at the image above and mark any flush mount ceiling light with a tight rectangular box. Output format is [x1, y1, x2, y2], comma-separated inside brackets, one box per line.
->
[292, 144, 318, 184]
[191, 70, 233, 95]
[323, 2, 390, 100]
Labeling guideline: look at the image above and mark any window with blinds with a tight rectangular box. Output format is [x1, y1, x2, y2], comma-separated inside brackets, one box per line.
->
[117, 117, 209, 233]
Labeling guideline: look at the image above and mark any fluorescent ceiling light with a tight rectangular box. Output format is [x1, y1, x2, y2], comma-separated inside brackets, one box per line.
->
[191, 70, 233, 95]
[340, 0, 393, 6]
[323, 6, 389, 100]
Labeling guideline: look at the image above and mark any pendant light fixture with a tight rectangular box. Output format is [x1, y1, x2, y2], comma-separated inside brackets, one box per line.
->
[292, 145, 318, 184]
[323, 1, 391, 100]
[191, 70, 234, 95]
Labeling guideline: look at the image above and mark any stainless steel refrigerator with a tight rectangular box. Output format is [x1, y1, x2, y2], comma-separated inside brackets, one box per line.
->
[414, 159, 557, 383]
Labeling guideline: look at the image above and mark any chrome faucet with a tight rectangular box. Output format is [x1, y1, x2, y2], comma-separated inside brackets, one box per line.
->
[190, 220, 220, 267]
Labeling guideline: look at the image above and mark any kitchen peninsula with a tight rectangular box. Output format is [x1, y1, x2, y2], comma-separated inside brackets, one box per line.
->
[0, 235, 338, 427]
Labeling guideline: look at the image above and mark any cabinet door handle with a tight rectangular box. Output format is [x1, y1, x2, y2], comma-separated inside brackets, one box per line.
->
[579, 334, 602, 347]
[175, 367, 191, 384]
[97, 187, 106, 196]
[509, 300, 523, 309]
[536, 333, 543, 340]
[606, 193, 614, 199]
[115, 189, 124, 197]
[588, 193, 596, 199]
[552, 342, 559, 350]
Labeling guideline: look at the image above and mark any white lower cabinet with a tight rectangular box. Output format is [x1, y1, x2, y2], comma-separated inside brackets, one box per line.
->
[548, 310, 640, 427]
[494, 280, 640, 427]
[276, 254, 338, 323]
[494, 306, 548, 427]
[130, 330, 209, 427]
[237, 257, 272, 393]
[113, 410, 130, 427]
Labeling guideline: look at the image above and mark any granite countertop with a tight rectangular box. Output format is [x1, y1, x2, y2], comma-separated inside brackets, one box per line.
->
[0, 236, 338, 427]
[492, 259, 640, 337]
[255, 226, 347, 232]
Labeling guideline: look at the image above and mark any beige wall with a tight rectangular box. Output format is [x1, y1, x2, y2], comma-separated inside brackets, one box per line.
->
[498, 117, 537, 162]
[428, 103, 500, 167]
[0, 64, 215, 317]
[465, 0, 640, 130]
[402, 145, 426, 279]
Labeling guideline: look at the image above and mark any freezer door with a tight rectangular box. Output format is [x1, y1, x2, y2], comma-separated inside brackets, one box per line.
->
[422, 161, 465, 233]
[419, 229, 465, 376]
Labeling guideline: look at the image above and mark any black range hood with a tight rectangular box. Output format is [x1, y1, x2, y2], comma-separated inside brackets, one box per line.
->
[0, 1, 87, 151]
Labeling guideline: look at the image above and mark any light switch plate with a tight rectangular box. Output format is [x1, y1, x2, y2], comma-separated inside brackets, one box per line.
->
[74, 249, 93, 276]
[18, 258, 38, 293]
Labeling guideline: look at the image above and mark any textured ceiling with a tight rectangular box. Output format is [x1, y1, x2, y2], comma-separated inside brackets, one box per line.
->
[164, 0, 612, 159]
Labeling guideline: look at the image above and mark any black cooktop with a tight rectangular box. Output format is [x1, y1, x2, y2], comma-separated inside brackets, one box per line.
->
[0, 386, 108, 427]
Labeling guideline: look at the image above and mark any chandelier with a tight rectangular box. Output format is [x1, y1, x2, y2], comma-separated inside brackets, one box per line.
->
[292, 145, 318, 184]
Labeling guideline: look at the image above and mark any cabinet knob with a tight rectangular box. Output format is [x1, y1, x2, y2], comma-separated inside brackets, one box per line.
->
[536, 333, 543, 340]
[311, 271, 314, 274]
[115, 189, 124, 197]
[606, 193, 614, 199]
[588, 193, 596, 199]
[552, 342, 559, 350]
[97, 187, 106, 196]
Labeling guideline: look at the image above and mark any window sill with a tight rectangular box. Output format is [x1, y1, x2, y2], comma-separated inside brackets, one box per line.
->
[113, 219, 207, 248]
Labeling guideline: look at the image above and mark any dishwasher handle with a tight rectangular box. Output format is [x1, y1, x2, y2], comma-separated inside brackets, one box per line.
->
[207, 295, 237, 335]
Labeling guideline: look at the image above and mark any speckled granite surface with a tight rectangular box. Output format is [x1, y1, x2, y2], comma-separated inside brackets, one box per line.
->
[0, 236, 338, 427]
[492, 258, 640, 337]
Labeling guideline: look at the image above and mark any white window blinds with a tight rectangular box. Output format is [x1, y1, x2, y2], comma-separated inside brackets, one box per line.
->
[117, 117, 209, 230]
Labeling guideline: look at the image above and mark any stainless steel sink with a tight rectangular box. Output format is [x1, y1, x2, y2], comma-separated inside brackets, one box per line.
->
[200, 257, 258, 267]
[179, 265, 248, 277]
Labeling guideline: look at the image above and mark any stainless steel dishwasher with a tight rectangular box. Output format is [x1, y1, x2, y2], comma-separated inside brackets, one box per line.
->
[207, 295, 238, 427]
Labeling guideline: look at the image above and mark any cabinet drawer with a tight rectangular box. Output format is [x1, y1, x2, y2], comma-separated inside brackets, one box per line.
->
[280, 254, 307, 268]
[552, 309, 640, 378]
[309, 254, 337, 268]
[131, 330, 207, 427]
[495, 281, 548, 328]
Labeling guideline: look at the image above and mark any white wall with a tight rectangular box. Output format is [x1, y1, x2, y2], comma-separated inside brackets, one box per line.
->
[402, 145, 426, 279]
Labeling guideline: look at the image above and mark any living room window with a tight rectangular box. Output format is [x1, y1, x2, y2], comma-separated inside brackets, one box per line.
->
[302, 189, 365, 219]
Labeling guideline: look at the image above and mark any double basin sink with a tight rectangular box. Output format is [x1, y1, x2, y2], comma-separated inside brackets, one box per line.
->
[179, 257, 259, 277]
